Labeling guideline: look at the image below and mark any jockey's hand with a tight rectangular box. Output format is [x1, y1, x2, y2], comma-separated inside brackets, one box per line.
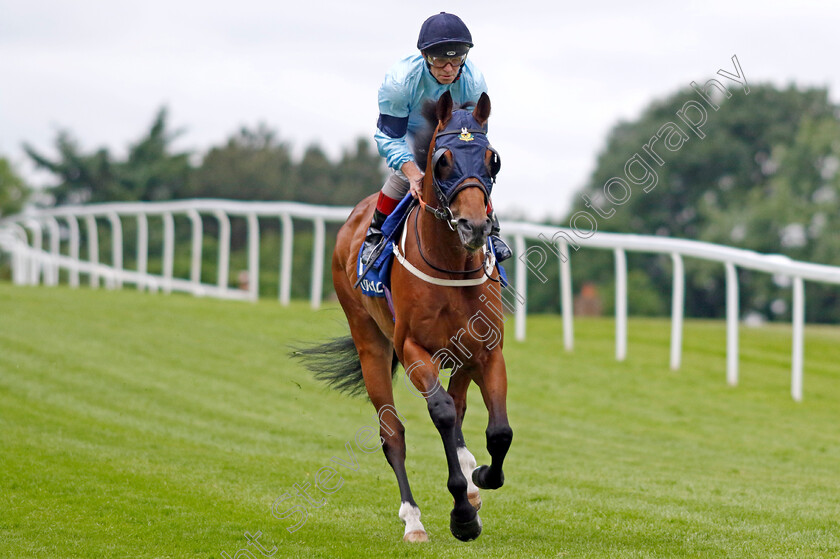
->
[400, 162, 425, 199]
[409, 177, 423, 199]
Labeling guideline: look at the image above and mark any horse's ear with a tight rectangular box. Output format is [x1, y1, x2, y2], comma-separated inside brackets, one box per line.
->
[436, 91, 454, 126]
[473, 92, 491, 126]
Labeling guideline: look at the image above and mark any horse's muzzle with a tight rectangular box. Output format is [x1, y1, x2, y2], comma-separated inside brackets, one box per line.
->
[456, 217, 492, 252]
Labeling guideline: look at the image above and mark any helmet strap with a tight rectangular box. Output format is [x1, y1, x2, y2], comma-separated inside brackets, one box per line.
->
[454, 63, 464, 82]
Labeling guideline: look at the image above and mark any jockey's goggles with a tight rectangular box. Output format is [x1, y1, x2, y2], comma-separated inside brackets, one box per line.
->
[425, 53, 467, 68]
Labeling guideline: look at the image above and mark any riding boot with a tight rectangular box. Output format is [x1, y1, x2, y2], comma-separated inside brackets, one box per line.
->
[360, 209, 388, 266]
[488, 211, 512, 262]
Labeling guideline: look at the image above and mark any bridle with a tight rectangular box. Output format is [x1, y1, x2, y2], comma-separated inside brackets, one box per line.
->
[409, 120, 501, 279]
[416, 124, 497, 232]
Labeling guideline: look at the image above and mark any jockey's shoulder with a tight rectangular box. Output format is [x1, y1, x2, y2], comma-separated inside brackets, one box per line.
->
[384, 54, 427, 84]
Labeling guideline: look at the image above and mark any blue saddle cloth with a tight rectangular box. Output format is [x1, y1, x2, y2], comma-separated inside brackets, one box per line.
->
[356, 195, 508, 298]
[356, 195, 414, 297]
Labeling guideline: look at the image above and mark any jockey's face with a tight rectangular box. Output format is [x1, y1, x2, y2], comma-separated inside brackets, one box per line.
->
[426, 56, 460, 84]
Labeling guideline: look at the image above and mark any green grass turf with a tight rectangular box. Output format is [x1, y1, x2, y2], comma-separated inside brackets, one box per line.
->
[1, 283, 839, 558]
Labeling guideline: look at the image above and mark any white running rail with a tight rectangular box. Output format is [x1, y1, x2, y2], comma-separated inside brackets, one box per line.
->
[0, 199, 349, 309]
[504, 220, 840, 403]
[3, 199, 840, 402]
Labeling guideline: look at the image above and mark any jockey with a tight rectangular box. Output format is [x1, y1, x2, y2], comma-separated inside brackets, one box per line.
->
[360, 11, 512, 266]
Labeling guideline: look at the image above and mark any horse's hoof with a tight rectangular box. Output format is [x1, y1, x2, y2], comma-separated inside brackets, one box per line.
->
[450, 512, 482, 541]
[468, 491, 482, 511]
[472, 465, 504, 490]
[403, 530, 429, 543]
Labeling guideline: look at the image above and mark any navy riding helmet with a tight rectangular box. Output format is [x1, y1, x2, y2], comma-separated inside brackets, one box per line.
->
[417, 12, 473, 54]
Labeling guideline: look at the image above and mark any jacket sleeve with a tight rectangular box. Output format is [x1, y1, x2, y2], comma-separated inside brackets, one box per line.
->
[374, 72, 415, 171]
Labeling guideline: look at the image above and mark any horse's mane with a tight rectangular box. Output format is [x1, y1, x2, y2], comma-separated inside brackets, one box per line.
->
[412, 100, 477, 170]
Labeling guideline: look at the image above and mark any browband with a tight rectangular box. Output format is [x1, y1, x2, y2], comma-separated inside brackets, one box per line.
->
[435, 128, 487, 137]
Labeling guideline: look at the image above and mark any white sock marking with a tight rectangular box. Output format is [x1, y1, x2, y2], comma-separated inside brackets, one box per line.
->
[398, 501, 425, 535]
[457, 446, 480, 496]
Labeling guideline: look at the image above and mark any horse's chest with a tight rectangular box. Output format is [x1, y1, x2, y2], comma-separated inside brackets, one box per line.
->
[414, 303, 502, 362]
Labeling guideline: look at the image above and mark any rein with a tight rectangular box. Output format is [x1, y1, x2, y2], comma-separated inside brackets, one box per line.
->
[417, 193, 457, 229]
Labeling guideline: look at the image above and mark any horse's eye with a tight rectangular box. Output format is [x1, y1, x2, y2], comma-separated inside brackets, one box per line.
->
[435, 150, 453, 179]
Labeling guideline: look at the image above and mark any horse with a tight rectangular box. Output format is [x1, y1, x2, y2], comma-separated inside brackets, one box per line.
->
[296, 91, 512, 543]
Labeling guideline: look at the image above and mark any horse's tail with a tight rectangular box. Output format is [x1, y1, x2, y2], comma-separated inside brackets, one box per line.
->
[292, 336, 399, 398]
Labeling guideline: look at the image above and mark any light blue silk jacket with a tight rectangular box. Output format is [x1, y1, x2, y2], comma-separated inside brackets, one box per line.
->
[375, 54, 488, 171]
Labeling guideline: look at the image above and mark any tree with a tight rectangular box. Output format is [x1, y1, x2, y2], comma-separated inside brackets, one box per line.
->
[24, 107, 191, 205]
[188, 125, 296, 201]
[548, 84, 840, 321]
[189, 127, 384, 206]
[330, 138, 386, 206]
[288, 139, 385, 206]
[572, 84, 836, 240]
[296, 145, 335, 205]
[0, 157, 29, 217]
[701, 112, 840, 322]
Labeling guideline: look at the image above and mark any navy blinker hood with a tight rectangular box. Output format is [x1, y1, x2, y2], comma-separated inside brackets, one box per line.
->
[432, 110, 500, 204]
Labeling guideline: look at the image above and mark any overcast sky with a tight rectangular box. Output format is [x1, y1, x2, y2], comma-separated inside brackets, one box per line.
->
[2, 0, 838, 219]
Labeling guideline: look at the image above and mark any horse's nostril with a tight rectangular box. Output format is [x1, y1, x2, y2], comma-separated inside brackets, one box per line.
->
[457, 218, 484, 234]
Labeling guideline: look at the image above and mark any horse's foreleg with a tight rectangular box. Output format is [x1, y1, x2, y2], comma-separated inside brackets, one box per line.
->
[403, 339, 481, 542]
[472, 352, 513, 491]
[448, 371, 481, 510]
